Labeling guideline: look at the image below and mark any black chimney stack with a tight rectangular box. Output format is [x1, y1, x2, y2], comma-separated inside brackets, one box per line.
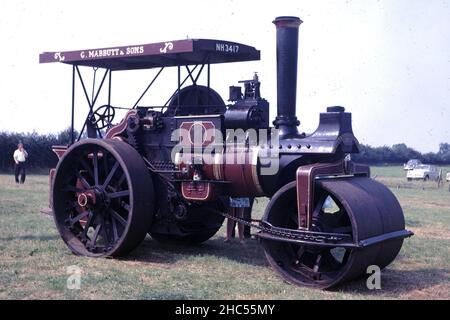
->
[272, 16, 302, 138]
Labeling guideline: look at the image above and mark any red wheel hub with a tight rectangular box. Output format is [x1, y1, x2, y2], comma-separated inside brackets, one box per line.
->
[77, 191, 96, 208]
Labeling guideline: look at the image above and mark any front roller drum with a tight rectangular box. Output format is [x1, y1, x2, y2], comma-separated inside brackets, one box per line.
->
[261, 177, 406, 289]
[52, 139, 154, 257]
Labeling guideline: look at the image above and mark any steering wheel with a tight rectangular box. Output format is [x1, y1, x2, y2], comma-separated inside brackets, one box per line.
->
[91, 105, 116, 130]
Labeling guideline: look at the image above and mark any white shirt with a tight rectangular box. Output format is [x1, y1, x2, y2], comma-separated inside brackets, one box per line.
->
[13, 149, 28, 163]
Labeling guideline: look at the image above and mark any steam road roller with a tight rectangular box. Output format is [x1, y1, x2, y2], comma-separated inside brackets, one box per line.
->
[40, 16, 413, 289]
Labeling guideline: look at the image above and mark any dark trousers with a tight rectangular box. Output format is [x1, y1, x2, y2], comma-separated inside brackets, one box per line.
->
[15, 162, 26, 184]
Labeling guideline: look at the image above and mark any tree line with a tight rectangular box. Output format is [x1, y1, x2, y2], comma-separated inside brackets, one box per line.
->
[0, 129, 449, 173]
[0, 128, 75, 173]
[352, 143, 450, 165]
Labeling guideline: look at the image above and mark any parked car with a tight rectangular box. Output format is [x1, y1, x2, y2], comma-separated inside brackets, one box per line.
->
[403, 159, 422, 170]
[406, 164, 440, 181]
[446, 172, 450, 182]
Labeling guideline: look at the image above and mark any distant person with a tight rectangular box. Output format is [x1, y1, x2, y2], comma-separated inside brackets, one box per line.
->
[225, 197, 250, 243]
[437, 169, 443, 188]
[13, 143, 28, 184]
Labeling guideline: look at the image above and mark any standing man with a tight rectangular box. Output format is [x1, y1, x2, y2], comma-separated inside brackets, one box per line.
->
[13, 143, 28, 184]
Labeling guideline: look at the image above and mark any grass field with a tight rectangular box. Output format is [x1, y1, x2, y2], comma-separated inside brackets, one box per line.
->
[0, 166, 449, 300]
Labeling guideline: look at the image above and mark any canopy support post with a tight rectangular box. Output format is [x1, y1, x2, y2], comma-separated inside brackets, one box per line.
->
[132, 67, 165, 109]
[71, 65, 76, 145]
[108, 70, 112, 105]
[76, 67, 110, 140]
[164, 65, 199, 107]
[177, 65, 181, 109]
[207, 63, 210, 89]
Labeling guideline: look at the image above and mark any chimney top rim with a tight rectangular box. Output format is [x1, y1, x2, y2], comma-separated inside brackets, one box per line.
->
[273, 16, 303, 27]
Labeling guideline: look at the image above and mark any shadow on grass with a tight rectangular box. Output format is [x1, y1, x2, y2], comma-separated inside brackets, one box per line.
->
[333, 267, 448, 297]
[126, 236, 269, 267]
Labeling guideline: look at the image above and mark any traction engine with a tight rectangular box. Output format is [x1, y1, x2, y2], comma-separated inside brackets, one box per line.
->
[41, 16, 412, 289]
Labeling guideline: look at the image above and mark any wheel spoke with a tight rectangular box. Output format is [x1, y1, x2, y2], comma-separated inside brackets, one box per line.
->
[109, 190, 130, 199]
[103, 152, 109, 180]
[89, 224, 102, 248]
[69, 211, 90, 226]
[75, 171, 91, 189]
[296, 246, 305, 259]
[79, 158, 94, 179]
[92, 151, 99, 186]
[111, 216, 119, 241]
[313, 253, 323, 273]
[103, 161, 120, 189]
[313, 194, 328, 218]
[110, 209, 127, 226]
[117, 173, 126, 187]
[100, 221, 111, 246]
[81, 211, 95, 239]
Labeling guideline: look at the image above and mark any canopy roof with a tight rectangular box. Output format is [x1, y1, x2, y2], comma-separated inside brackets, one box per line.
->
[39, 39, 260, 71]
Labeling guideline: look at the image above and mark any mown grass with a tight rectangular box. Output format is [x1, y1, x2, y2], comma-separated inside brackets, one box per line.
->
[0, 167, 449, 300]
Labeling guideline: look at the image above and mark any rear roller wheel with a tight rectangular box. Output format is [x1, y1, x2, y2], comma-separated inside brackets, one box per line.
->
[52, 139, 154, 257]
[261, 177, 405, 289]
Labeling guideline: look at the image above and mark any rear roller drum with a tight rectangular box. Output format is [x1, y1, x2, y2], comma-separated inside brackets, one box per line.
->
[52, 139, 154, 257]
[261, 177, 405, 289]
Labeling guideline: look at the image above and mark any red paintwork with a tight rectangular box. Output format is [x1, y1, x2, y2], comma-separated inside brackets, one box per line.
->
[181, 181, 220, 201]
[48, 168, 56, 209]
[52, 146, 68, 160]
[105, 110, 138, 139]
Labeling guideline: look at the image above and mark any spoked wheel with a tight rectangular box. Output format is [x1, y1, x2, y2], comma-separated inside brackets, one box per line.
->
[262, 178, 405, 289]
[52, 139, 154, 257]
[91, 104, 116, 130]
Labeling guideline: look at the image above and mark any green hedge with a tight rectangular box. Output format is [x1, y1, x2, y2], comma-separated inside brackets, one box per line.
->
[352, 143, 450, 165]
[0, 129, 449, 173]
[0, 128, 76, 173]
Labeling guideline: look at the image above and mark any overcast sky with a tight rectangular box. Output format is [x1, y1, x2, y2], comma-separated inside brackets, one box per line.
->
[0, 0, 448, 152]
